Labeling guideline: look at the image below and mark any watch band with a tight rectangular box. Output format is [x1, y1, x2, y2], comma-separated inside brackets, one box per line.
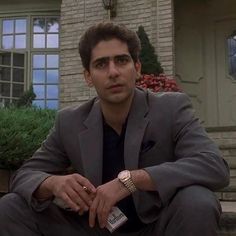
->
[118, 170, 137, 193]
[123, 178, 137, 193]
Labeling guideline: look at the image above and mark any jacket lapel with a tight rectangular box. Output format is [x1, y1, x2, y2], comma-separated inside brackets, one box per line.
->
[78, 100, 103, 187]
[124, 89, 149, 170]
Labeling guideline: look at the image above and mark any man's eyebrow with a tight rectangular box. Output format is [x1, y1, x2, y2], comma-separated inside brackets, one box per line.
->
[92, 54, 131, 63]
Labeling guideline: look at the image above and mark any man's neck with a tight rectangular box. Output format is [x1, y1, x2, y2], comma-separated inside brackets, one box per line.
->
[101, 96, 134, 135]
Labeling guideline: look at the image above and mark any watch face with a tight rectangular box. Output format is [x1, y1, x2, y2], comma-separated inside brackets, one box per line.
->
[118, 170, 130, 181]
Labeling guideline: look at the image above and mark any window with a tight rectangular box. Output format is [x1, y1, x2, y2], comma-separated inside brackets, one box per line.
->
[2, 19, 27, 49]
[32, 54, 59, 109]
[227, 31, 236, 80]
[0, 15, 59, 109]
[0, 51, 25, 105]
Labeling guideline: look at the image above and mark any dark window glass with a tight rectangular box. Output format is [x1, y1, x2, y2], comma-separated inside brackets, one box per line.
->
[13, 83, 24, 97]
[13, 53, 24, 67]
[0, 83, 10, 96]
[0, 53, 11, 65]
[13, 68, 24, 82]
[0, 67, 11, 81]
[228, 33, 236, 79]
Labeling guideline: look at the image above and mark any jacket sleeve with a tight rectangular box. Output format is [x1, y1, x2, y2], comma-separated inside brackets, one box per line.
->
[10, 111, 70, 211]
[144, 93, 230, 205]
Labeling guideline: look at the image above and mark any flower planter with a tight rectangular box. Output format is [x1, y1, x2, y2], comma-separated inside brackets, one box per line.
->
[0, 169, 11, 195]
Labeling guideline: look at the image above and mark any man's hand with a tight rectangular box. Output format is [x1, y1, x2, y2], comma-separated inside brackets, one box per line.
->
[89, 178, 130, 228]
[35, 174, 96, 214]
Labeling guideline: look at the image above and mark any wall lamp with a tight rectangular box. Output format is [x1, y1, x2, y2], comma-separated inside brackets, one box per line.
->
[102, 0, 117, 19]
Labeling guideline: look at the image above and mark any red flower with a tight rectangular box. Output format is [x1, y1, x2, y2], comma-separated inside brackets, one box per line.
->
[136, 74, 182, 93]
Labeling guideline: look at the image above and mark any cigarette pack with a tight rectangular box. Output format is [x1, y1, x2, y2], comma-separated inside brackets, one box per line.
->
[106, 207, 128, 233]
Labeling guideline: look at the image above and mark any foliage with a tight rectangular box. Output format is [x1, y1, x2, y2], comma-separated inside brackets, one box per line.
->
[137, 26, 163, 75]
[136, 74, 182, 93]
[15, 85, 36, 108]
[0, 107, 56, 170]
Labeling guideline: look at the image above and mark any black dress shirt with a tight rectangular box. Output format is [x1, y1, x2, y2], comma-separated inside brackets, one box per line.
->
[102, 119, 145, 232]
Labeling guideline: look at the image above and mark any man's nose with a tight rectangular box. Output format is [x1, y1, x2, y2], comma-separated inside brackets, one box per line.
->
[107, 60, 119, 78]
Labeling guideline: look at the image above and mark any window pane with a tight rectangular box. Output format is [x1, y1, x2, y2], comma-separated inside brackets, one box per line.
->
[2, 20, 14, 34]
[0, 98, 10, 106]
[15, 19, 26, 33]
[47, 55, 59, 68]
[13, 68, 24, 82]
[33, 18, 45, 33]
[13, 83, 24, 97]
[13, 53, 24, 67]
[46, 85, 58, 99]
[15, 35, 26, 49]
[0, 53, 11, 65]
[228, 35, 236, 79]
[33, 85, 45, 99]
[46, 100, 58, 109]
[47, 70, 58, 83]
[33, 100, 45, 108]
[33, 70, 45, 83]
[2, 36, 13, 49]
[0, 67, 10, 81]
[33, 34, 45, 48]
[33, 55, 45, 68]
[47, 18, 59, 33]
[47, 34, 58, 48]
[0, 83, 10, 96]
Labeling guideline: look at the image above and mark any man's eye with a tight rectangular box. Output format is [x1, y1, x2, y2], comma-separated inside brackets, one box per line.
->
[115, 56, 131, 65]
[94, 60, 107, 69]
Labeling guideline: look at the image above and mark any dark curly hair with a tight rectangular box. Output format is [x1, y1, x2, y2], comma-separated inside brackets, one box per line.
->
[79, 22, 141, 71]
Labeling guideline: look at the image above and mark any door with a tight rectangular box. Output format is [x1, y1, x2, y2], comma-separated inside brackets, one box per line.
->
[216, 19, 236, 126]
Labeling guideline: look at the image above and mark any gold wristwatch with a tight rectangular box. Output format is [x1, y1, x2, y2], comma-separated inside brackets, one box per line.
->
[118, 170, 137, 193]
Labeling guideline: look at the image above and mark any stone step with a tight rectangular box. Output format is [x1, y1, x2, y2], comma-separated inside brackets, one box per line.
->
[219, 201, 236, 236]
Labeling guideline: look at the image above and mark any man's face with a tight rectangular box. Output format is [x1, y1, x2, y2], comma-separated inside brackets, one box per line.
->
[84, 38, 141, 106]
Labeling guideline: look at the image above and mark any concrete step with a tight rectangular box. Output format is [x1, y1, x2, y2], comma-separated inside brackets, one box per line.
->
[219, 201, 236, 236]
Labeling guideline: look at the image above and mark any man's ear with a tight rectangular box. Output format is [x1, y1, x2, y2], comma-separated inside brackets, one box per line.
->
[135, 60, 141, 74]
[84, 70, 93, 87]
[135, 60, 142, 78]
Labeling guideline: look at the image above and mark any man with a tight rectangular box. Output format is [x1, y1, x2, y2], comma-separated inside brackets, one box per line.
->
[0, 22, 229, 236]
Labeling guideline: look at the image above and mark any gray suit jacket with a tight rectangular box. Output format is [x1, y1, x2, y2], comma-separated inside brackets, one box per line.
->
[10, 88, 229, 223]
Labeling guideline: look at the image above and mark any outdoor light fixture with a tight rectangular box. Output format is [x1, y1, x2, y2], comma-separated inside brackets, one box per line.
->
[102, 0, 117, 19]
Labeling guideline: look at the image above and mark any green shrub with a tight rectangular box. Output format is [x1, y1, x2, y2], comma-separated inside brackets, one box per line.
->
[137, 26, 163, 75]
[0, 107, 56, 170]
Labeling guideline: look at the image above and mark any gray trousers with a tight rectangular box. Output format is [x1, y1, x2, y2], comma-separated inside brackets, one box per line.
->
[0, 185, 221, 236]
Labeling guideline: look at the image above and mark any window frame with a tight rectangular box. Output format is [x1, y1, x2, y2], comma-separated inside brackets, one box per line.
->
[0, 12, 60, 108]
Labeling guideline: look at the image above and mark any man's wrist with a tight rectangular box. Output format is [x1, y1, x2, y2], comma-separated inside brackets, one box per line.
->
[117, 170, 137, 193]
[34, 176, 55, 201]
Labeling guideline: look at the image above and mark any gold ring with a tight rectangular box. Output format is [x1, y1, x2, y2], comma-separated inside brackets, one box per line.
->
[82, 186, 91, 194]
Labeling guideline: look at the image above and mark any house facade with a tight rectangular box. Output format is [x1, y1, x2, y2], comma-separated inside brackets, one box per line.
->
[0, 0, 236, 128]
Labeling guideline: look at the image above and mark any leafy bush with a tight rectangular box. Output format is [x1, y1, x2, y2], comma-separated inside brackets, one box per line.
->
[0, 107, 56, 170]
[137, 26, 163, 75]
[136, 74, 182, 92]
[15, 85, 36, 107]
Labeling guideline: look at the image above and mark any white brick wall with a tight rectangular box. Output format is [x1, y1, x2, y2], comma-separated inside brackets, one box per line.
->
[60, 0, 174, 107]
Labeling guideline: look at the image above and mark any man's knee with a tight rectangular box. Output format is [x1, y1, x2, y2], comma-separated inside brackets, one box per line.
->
[0, 193, 29, 220]
[170, 185, 221, 220]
